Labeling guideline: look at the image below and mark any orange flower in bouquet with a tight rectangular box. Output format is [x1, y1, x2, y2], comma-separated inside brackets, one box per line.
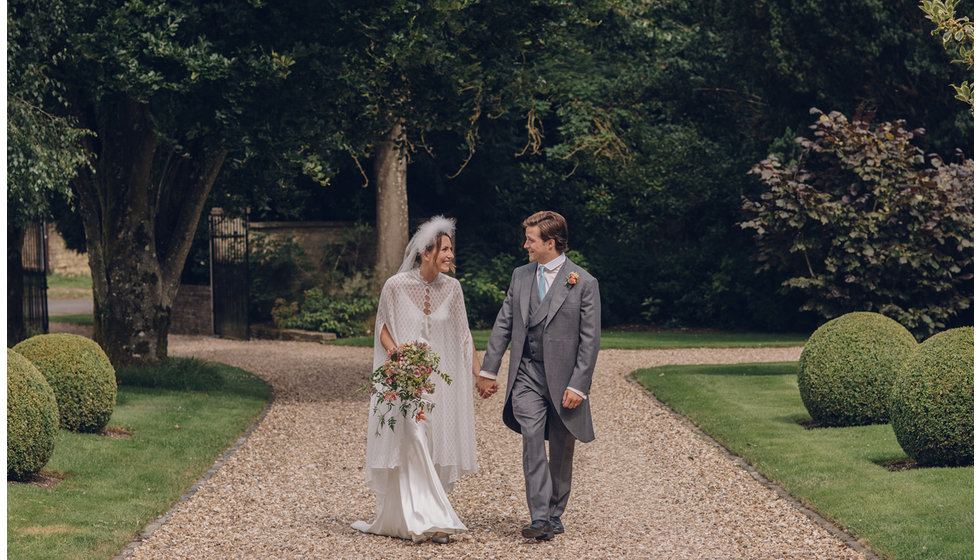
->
[366, 341, 451, 435]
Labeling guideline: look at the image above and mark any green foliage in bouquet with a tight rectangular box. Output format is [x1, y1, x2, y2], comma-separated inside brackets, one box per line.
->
[365, 341, 452, 435]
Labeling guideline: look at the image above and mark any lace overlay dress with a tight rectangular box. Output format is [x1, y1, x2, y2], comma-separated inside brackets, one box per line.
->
[352, 271, 478, 540]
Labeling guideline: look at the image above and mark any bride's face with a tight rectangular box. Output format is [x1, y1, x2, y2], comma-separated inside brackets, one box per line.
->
[422, 235, 454, 273]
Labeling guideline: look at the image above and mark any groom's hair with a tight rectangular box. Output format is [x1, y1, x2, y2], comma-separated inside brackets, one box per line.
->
[523, 211, 568, 253]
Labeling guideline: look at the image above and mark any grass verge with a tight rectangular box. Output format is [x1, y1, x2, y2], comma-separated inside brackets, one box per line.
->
[7, 359, 270, 560]
[47, 313, 94, 325]
[632, 362, 973, 560]
[46, 273, 93, 299]
[329, 329, 808, 350]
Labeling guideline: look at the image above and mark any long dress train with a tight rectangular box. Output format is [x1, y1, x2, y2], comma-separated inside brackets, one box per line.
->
[351, 407, 465, 541]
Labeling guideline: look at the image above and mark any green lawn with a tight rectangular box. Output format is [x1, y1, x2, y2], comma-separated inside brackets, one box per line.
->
[330, 329, 808, 350]
[7, 362, 270, 560]
[44, 322, 806, 350]
[46, 273, 93, 299]
[47, 313, 94, 325]
[633, 362, 973, 560]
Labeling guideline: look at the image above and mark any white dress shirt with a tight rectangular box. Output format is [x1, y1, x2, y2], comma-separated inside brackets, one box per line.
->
[480, 253, 587, 400]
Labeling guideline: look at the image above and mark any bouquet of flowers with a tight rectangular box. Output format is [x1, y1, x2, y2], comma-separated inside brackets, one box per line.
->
[367, 341, 452, 435]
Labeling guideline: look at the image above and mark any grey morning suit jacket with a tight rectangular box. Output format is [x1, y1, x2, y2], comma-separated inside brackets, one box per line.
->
[482, 259, 601, 442]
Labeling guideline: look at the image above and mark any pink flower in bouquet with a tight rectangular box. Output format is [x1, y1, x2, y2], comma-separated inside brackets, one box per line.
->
[365, 340, 452, 436]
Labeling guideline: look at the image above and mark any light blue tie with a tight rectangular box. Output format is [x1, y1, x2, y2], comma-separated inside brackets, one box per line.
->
[538, 265, 547, 300]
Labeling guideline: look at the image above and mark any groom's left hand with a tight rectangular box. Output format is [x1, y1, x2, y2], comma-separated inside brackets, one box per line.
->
[561, 389, 583, 409]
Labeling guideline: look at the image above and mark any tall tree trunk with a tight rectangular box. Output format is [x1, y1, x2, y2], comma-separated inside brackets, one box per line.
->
[7, 224, 27, 346]
[72, 97, 226, 366]
[374, 124, 409, 283]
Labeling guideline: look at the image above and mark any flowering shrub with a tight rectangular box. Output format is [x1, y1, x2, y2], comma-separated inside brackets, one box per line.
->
[366, 341, 452, 435]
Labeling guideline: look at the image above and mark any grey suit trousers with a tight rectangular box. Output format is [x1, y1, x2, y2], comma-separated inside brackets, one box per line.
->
[511, 356, 576, 522]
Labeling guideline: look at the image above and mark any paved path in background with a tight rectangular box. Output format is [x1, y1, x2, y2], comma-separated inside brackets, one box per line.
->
[48, 298, 93, 315]
[112, 336, 867, 559]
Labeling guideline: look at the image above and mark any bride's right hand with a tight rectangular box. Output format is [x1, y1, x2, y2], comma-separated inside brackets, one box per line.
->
[475, 377, 498, 399]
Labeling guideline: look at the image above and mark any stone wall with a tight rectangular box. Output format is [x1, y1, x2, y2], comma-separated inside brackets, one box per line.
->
[45, 220, 375, 279]
[170, 284, 212, 335]
[43, 220, 372, 334]
[45, 223, 90, 277]
[250, 221, 375, 278]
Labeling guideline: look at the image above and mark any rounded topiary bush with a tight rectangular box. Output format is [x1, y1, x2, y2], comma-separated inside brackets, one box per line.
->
[7, 349, 59, 480]
[889, 327, 973, 467]
[13, 334, 117, 433]
[798, 312, 917, 427]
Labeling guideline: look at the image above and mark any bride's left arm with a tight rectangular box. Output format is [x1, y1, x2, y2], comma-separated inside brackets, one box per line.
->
[471, 341, 481, 379]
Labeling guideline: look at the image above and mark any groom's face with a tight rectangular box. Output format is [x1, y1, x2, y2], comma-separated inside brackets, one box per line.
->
[524, 226, 556, 264]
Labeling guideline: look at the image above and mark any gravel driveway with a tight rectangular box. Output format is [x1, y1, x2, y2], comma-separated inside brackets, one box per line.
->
[117, 336, 866, 560]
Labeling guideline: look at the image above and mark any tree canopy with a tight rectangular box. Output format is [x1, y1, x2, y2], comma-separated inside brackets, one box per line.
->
[7, 1, 91, 229]
[9, 0, 973, 349]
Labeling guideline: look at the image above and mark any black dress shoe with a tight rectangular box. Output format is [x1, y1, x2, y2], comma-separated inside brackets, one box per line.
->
[521, 519, 554, 541]
[549, 517, 564, 535]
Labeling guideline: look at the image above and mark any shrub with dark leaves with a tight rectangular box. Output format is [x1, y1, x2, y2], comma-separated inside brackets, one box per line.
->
[741, 109, 973, 337]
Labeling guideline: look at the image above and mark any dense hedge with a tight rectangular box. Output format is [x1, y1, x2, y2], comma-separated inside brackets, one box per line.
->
[13, 334, 117, 433]
[798, 312, 917, 427]
[889, 327, 973, 467]
[7, 349, 59, 480]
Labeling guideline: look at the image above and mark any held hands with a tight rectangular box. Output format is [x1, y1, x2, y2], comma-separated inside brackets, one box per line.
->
[475, 377, 498, 399]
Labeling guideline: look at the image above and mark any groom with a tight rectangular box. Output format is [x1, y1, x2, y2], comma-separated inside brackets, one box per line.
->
[476, 210, 601, 541]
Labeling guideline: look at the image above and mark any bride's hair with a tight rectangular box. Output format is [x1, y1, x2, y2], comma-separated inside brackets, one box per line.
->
[415, 231, 455, 274]
[397, 215, 457, 274]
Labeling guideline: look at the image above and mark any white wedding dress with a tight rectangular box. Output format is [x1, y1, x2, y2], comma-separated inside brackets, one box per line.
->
[352, 270, 478, 541]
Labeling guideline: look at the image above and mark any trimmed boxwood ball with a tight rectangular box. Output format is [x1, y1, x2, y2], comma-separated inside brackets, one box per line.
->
[889, 327, 973, 467]
[7, 349, 59, 480]
[13, 334, 117, 433]
[798, 312, 917, 427]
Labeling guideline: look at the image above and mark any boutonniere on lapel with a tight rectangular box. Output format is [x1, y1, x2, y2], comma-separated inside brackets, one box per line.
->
[565, 272, 579, 288]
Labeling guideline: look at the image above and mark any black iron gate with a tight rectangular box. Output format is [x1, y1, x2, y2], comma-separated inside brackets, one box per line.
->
[209, 208, 249, 339]
[23, 221, 49, 335]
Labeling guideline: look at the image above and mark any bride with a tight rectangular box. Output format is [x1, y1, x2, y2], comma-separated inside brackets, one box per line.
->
[352, 216, 488, 544]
